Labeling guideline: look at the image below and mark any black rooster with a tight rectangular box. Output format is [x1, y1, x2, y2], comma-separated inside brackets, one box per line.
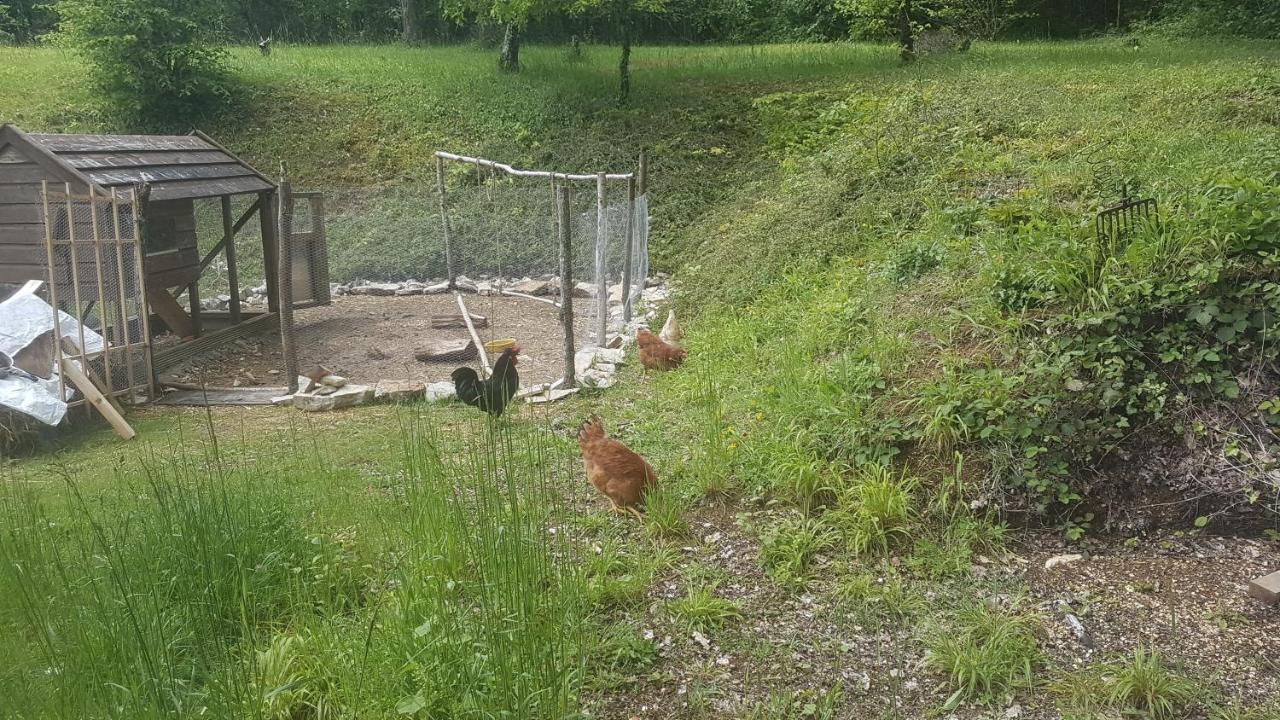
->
[451, 345, 521, 417]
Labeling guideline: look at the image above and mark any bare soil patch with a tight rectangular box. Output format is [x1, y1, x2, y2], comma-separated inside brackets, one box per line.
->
[160, 294, 586, 388]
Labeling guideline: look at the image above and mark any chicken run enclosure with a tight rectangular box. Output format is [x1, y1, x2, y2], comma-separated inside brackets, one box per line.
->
[164, 152, 652, 393]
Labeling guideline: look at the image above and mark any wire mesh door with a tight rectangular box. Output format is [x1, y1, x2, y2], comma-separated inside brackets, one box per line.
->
[40, 182, 154, 407]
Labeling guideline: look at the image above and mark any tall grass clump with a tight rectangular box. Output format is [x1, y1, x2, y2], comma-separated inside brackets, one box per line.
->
[0, 407, 588, 718]
[926, 601, 1041, 709]
[0, 441, 358, 718]
[380, 411, 587, 718]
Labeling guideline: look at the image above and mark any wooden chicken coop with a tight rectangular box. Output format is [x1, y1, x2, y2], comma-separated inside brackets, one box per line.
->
[0, 124, 328, 374]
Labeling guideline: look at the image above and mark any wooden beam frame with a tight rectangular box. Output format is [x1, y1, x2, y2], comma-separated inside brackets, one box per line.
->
[198, 196, 261, 273]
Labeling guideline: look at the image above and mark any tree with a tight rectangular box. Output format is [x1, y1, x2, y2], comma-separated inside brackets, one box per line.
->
[0, 0, 57, 43]
[572, 0, 668, 102]
[443, 0, 561, 72]
[56, 0, 233, 127]
[402, 0, 424, 42]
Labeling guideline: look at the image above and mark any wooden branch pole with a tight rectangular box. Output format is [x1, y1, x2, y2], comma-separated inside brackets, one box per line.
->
[435, 155, 456, 287]
[87, 186, 114, 396]
[638, 150, 648, 196]
[41, 181, 65, 401]
[64, 183, 89, 374]
[109, 189, 135, 396]
[260, 190, 280, 313]
[595, 172, 608, 346]
[499, 289, 559, 307]
[222, 195, 242, 323]
[456, 293, 491, 378]
[130, 185, 156, 396]
[621, 175, 637, 323]
[435, 150, 634, 182]
[557, 184, 576, 388]
[277, 171, 299, 393]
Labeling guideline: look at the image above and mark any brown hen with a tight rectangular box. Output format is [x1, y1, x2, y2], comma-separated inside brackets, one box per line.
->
[636, 327, 687, 372]
[578, 416, 657, 520]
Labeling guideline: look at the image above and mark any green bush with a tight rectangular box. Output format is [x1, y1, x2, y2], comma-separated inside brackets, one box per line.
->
[56, 0, 234, 127]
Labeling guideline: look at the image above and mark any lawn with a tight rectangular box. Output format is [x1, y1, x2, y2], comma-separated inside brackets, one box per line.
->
[3, 38, 1280, 719]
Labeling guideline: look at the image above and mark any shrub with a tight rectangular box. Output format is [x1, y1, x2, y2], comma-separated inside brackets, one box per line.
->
[56, 0, 234, 127]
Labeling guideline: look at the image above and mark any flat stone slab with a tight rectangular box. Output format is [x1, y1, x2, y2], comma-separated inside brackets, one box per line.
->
[293, 384, 373, 412]
[527, 388, 580, 404]
[1248, 570, 1280, 605]
[374, 379, 426, 403]
[415, 339, 477, 363]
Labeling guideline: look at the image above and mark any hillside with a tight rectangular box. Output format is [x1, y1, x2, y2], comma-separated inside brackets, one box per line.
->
[3, 39, 1280, 718]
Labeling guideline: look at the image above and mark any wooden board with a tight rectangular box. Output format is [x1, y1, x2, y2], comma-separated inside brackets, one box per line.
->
[430, 313, 489, 329]
[64, 151, 235, 169]
[146, 287, 194, 338]
[30, 134, 214, 152]
[154, 387, 285, 406]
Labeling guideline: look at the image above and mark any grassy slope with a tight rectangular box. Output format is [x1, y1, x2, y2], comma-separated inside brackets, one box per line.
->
[4, 39, 1280, 719]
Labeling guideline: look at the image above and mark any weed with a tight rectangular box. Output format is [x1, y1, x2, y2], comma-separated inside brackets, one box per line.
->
[1106, 647, 1198, 720]
[925, 601, 1041, 708]
[666, 584, 744, 633]
[831, 465, 917, 556]
[759, 513, 841, 588]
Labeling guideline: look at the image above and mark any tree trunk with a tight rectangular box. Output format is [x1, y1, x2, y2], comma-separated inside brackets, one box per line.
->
[897, 0, 915, 63]
[498, 24, 521, 73]
[618, 27, 632, 103]
[401, 0, 422, 44]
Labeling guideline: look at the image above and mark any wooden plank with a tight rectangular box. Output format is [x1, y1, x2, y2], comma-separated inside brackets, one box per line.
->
[151, 312, 277, 371]
[147, 176, 274, 201]
[31, 134, 213, 152]
[0, 262, 46, 284]
[60, 355, 136, 440]
[146, 286, 194, 338]
[62, 150, 235, 169]
[0, 203, 40, 223]
[0, 244, 42, 263]
[0, 165, 57, 183]
[430, 313, 489, 329]
[153, 387, 284, 406]
[84, 163, 251, 186]
[143, 247, 199, 273]
[0, 185, 47, 204]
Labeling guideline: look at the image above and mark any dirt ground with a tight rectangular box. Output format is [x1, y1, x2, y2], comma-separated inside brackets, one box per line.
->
[160, 294, 589, 389]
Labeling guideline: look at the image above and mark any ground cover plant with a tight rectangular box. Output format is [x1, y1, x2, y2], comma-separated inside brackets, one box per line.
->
[2, 37, 1279, 718]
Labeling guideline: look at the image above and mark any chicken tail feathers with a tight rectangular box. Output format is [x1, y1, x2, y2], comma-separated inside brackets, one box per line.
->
[451, 367, 482, 408]
[578, 415, 606, 446]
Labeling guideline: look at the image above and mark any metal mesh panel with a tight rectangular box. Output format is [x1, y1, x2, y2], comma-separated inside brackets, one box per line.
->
[41, 185, 152, 406]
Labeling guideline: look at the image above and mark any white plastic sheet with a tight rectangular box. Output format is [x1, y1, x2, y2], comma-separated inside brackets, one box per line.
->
[0, 280, 107, 426]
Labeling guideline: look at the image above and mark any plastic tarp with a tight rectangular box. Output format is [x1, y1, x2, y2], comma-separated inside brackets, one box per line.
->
[0, 280, 106, 426]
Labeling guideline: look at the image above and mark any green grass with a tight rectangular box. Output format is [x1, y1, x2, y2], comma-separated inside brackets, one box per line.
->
[4, 37, 1280, 717]
[0, 407, 586, 718]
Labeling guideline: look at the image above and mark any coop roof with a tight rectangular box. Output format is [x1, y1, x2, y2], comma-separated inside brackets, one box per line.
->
[0, 124, 274, 202]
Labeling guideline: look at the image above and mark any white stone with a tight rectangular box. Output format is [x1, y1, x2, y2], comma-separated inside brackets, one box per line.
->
[1044, 553, 1084, 570]
[594, 347, 625, 365]
[423, 281, 450, 295]
[293, 384, 373, 412]
[424, 381, 456, 402]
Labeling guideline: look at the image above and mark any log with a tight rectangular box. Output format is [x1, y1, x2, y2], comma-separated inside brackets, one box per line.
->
[456, 294, 491, 377]
[430, 313, 489, 329]
[414, 338, 477, 363]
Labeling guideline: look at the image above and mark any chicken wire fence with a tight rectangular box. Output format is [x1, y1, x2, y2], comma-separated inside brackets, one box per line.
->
[268, 152, 649, 389]
[38, 184, 153, 406]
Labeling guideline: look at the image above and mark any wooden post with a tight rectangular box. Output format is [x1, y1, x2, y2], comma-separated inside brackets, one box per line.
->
[41, 181, 65, 401]
[621, 175, 637, 323]
[63, 183, 89, 374]
[187, 280, 201, 338]
[109, 189, 136, 398]
[87, 186, 114, 396]
[595, 172, 608, 346]
[59, 353, 134, 440]
[456, 294, 492, 378]
[277, 174, 298, 394]
[222, 195, 242, 324]
[312, 195, 330, 304]
[435, 155, 456, 288]
[260, 190, 280, 313]
[130, 185, 156, 397]
[638, 150, 648, 197]
[557, 184, 576, 389]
